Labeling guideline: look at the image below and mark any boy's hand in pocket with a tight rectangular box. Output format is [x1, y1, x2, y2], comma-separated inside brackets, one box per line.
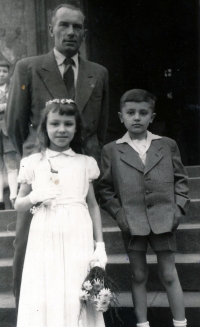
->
[172, 204, 182, 231]
[116, 208, 129, 233]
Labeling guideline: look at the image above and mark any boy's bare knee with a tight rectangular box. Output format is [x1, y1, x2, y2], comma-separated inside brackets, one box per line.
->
[132, 269, 148, 284]
[158, 268, 176, 286]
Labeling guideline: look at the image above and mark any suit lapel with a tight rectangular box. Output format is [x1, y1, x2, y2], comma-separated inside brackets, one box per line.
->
[144, 140, 163, 175]
[118, 144, 144, 173]
[38, 51, 69, 99]
[75, 58, 97, 113]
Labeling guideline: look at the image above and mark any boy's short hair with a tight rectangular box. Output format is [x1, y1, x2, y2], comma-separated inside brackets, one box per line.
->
[0, 60, 10, 70]
[120, 89, 157, 112]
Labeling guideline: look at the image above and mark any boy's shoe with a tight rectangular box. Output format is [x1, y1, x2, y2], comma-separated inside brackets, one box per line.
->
[0, 202, 5, 210]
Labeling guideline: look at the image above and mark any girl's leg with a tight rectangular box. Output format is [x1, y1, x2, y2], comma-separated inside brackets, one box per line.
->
[128, 250, 149, 324]
[0, 154, 4, 203]
[4, 151, 18, 203]
[157, 250, 185, 321]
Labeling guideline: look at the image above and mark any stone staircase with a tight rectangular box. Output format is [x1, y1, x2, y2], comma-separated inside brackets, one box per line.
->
[0, 167, 199, 327]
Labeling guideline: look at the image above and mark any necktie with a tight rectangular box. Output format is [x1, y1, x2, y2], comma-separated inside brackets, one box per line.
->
[63, 58, 75, 100]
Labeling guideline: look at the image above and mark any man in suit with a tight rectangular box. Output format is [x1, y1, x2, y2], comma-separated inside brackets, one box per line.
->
[6, 3, 109, 308]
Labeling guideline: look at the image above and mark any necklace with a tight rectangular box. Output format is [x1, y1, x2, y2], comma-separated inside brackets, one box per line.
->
[48, 159, 60, 185]
[46, 151, 60, 185]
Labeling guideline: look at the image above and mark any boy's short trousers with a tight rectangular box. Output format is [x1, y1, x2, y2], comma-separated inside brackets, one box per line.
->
[122, 230, 177, 253]
[0, 131, 17, 155]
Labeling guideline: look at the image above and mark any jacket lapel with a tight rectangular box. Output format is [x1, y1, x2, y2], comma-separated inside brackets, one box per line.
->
[118, 144, 144, 173]
[38, 51, 69, 99]
[75, 58, 97, 113]
[144, 140, 163, 175]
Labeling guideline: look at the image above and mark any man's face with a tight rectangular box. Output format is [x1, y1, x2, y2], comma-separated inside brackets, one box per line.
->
[118, 102, 156, 139]
[0, 66, 9, 86]
[49, 7, 86, 57]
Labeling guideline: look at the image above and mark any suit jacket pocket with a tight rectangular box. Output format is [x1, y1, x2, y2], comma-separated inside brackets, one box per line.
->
[158, 164, 174, 183]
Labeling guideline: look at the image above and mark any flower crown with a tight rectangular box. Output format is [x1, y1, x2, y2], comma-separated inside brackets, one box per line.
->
[45, 99, 75, 106]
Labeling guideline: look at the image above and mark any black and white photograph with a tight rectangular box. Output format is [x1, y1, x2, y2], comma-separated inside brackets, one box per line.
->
[0, 1, 199, 326]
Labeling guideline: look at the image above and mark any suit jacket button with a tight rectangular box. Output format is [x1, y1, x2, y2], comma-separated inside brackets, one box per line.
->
[93, 120, 97, 125]
[147, 204, 154, 209]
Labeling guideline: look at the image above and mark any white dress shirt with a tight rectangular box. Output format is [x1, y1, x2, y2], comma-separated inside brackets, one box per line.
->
[116, 130, 162, 165]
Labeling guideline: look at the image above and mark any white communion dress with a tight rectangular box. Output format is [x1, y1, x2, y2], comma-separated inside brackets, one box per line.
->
[17, 148, 105, 327]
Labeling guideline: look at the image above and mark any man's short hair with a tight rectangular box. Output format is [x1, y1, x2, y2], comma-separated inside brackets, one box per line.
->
[51, 3, 85, 26]
[120, 89, 157, 111]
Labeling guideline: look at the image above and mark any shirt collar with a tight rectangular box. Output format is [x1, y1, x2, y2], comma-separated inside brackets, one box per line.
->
[46, 148, 76, 158]
[0, 83, 8, 93]
[53, 48, 79, 68]
[116, 131, 162, 145]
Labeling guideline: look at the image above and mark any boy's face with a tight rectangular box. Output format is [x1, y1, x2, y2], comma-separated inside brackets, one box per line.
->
[0, 66, 9, 86]
[118, 101, 156, 139]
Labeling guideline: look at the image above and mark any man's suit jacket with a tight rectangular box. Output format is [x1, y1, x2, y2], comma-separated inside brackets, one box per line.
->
[97, 137, 190, 235]
[6, 50, 109, 163]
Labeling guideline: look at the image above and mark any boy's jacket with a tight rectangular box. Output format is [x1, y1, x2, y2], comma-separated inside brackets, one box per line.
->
[97, 137, 190, 235]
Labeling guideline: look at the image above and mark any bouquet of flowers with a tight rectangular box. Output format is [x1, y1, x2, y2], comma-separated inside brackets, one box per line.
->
[80, 265, 119, 313]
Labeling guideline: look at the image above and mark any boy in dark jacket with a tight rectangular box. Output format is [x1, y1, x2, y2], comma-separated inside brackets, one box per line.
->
[98, 89, 189, 327]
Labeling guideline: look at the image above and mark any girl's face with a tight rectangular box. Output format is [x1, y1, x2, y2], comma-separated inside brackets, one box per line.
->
[46, 111, 76, 152]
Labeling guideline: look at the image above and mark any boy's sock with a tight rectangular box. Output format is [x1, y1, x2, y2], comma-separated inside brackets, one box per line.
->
[137, 322, 150, 327]
[173, 318, 187, 327]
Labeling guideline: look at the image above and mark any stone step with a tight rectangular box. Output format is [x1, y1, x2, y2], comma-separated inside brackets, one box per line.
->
[186, 165, 200, 178]
[0, 232, 14, 259]
[0, 292, 16, 327]
[106, 254, 200, 292]
[0, 211, 17, 232]
[0, 223, 199, 259]
[102, 200, 200, 229]
[188, 177, 200, 199]
[104, 291, 200, 327]
[1, 252, 199, 294]
[0, 259, 13, 293]
[0, 197, 199, 233]
[184, 199, 200, 223]
[103, 224, 200, 254]
[0, 291, 199, 327]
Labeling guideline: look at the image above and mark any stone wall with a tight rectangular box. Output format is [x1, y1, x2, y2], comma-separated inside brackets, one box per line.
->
[0, 0, 37, 71]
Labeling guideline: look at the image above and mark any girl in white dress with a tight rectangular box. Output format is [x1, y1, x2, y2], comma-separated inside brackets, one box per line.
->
[15, 99, 107, 327]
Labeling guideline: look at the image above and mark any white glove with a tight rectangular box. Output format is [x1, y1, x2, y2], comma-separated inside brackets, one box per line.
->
[29, 187, 60, 205]
[93, 242, 108, 269]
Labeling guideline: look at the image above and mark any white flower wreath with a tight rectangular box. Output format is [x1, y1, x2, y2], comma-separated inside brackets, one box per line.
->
[45, 99, 75, 106]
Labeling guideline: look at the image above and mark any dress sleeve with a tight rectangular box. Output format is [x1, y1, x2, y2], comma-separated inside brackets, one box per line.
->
[86, 156, 100, 182]
[17, 157, 34, 184]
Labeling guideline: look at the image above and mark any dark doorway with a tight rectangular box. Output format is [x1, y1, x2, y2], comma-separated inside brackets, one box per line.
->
[87, 0, 200, 165]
